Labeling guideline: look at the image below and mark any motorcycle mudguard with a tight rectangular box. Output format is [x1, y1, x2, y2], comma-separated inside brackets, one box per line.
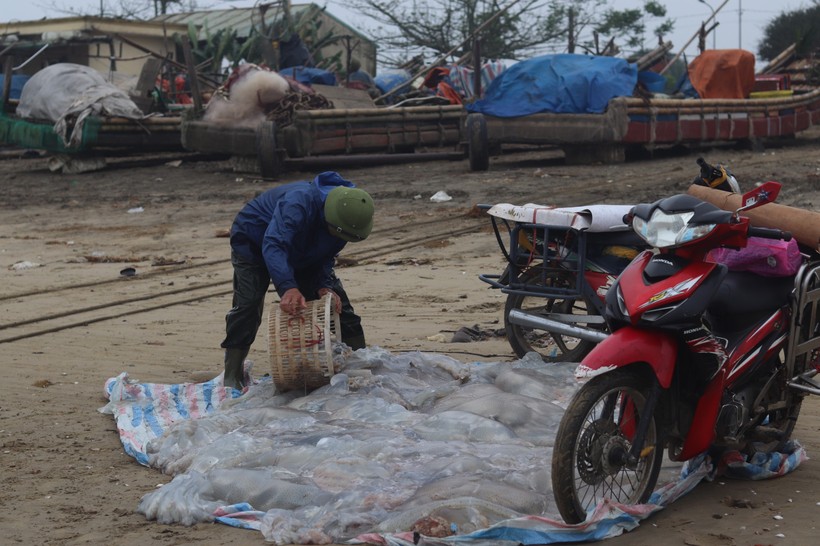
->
[576, 326, 678, 388]
[677, 367, 726, 460]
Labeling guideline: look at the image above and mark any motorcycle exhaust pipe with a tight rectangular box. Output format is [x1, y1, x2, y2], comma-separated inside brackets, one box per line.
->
[508, 309, 609, 343]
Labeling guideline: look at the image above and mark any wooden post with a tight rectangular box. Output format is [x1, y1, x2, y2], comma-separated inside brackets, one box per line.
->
[181, 38, 203, 114]
[131, 57, 163, 113]
[472, 38, 481, 99]
[2, 56, 13, 113]
[601, 37, 617, 57]
[661, 0, 730, 74]
[107, 38, 117, 72]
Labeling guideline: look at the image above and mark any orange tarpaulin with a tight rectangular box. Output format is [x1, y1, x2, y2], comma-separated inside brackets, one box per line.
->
[688, 50, 756, 99]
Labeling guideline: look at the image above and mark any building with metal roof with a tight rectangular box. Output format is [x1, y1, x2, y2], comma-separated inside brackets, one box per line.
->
[0, 17, 188, 79]
[0, 2, 375, 84]
[151, 3, 376, 76]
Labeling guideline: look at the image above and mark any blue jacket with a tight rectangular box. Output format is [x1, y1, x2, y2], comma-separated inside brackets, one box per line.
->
[229, 172, 354, 295]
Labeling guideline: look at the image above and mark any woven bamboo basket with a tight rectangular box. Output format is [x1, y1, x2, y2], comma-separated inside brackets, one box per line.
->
[268, 294, 341, 391]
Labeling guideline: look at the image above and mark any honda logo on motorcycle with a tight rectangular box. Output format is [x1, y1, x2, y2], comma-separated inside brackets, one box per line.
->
[639, 275, 703, 309]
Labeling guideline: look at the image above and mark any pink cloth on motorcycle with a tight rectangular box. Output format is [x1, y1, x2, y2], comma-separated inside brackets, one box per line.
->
[709, 237, 801, 277]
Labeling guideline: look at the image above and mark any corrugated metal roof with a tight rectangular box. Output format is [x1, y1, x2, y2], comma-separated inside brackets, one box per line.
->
[152, 4, 371, 44]
[153, 8, 280, 39]
[1, 16, 189, 38]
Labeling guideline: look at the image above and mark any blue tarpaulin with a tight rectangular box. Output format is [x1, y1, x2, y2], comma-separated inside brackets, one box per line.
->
[374, 68, 413, 96]
[0, 75, 30, 100]
[466, 54, 638, 117]
[278, 66, 337, 86]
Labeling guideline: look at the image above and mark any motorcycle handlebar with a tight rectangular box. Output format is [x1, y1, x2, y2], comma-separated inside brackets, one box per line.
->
[748, 226, 792, 241]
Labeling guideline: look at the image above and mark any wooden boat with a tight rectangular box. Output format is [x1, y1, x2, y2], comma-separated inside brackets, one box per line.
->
[464, 88, 820, 169]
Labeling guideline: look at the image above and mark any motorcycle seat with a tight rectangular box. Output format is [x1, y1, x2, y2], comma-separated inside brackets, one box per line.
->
[709, 271, 793, 317]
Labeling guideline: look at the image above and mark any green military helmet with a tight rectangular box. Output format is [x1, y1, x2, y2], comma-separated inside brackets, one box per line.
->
[324, 186, 374, 242]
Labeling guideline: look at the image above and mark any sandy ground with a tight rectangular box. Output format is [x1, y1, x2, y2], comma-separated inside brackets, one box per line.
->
[1, 135, 819, 545]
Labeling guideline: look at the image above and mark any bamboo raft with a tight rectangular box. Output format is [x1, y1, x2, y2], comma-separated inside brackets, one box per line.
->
[466, 88, 820, 168]
[6, 82, 819, 170]
[622, 88, 820, 145]
[181, 104, 465, 177]
[0, 109, 184, 154]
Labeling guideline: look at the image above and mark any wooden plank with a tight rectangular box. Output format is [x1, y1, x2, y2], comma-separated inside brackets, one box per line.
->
[312, 84, 376, 109]
[130, 57, 163, 113]
[134, 57, 163, 96]
[759, 43, 797, 75]
[294, 104, 461, 118]
[181, 120, 255, 154]
[181, 39, 202, 114]
[308, 128, 462, 154]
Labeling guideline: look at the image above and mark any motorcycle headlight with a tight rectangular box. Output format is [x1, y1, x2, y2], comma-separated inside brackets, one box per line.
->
[633, 210, 716, 248]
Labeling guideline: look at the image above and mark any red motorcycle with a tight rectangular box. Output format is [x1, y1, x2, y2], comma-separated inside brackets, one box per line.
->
[551, 179, 820, 523]
[479, 158, 738, 363]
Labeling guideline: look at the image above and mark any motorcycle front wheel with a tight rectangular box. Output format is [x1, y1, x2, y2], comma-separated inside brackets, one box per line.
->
[504, 269, 603, 362]
[552, 368, 664, 524]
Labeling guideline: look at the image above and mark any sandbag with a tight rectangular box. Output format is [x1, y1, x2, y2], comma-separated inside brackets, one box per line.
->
[687, 184, 820, 252]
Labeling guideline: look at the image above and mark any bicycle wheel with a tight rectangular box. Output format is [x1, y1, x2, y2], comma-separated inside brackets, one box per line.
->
[504, 268, 603, 362]
[551, 368, 664, 523]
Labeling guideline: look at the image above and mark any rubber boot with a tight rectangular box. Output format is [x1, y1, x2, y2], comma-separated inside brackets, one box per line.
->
[343, 334, 366, 351]
[223, 347, 249, 390]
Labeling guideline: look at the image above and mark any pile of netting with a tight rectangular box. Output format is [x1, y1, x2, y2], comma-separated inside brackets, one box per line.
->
[100, 347, 805, 545]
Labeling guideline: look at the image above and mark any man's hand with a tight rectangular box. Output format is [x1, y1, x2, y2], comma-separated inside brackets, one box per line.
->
[280, 288, 307, 315]
[318, 287, 342, 314]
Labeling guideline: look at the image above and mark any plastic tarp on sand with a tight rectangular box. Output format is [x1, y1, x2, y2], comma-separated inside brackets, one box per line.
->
[100, 348, 807, 545]
[466, 54, 637, 117]
[688, 49, 756, 99]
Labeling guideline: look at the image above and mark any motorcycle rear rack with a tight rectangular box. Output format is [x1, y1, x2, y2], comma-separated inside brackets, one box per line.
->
[789, 370, 820, 395]
[786, 259, 820, 395]
[477, 208, 601, 306]
[478, 205, 643, 291]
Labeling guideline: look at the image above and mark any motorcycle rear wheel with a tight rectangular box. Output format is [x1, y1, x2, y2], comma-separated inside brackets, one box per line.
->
[742, 358, 803, 454]
[504, 269, 603, 362]
[552, 368, 664, 524]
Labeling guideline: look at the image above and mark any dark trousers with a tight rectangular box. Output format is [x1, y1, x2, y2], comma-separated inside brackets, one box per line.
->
[221, 251, 364, 350]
